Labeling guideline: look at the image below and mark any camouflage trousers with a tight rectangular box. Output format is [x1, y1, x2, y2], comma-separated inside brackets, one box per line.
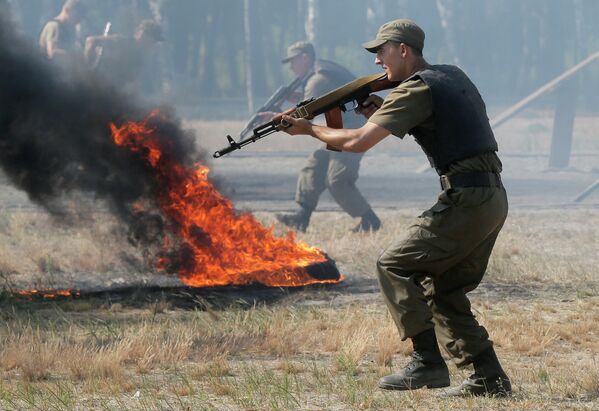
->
[376, 185, 508, 367]
[296, 148, 370, 217]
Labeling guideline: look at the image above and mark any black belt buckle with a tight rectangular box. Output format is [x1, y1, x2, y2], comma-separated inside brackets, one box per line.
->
[440, 175, 452, 191]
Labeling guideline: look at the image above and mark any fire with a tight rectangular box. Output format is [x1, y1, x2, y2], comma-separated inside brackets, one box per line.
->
[110, 110, 342, 288]
[17, 289, 80, 298]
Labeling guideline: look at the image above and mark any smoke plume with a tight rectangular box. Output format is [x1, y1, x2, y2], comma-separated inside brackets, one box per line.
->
[0, 9, 198, 247]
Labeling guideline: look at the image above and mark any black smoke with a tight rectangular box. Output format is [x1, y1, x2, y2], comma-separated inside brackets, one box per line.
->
[0, 8, 198, 250]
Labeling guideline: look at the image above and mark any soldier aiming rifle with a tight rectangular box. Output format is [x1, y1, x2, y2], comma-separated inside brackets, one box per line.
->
[278, 20, 512, 397]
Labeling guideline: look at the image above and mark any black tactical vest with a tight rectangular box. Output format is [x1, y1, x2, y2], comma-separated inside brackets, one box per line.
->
[407, 65, 498, 174]
[39, 19, 77, 53]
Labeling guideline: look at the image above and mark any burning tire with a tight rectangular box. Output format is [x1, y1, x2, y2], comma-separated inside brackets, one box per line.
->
[304, 254, 341, 281]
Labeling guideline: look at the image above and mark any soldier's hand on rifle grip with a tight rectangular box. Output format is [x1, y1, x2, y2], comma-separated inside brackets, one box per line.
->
[357, 95, 384, 119]
[281, 115, 313, 136]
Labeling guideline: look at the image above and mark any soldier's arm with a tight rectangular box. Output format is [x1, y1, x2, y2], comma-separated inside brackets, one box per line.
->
[282, 93, 391, 152]
[84, 35, 121, 61]
[44, 24, 67, 59]
[285, 79, 433, 151]
[282, 116, 391, 153]
[47, 43, 68, 59]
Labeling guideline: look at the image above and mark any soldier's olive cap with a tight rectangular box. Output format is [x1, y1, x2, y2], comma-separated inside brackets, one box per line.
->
[281, 41, 315, 63]
[363, 19, 425, 53]
[63, 0, 86, 14]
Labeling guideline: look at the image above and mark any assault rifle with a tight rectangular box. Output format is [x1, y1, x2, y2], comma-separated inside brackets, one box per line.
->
[236, 75, 307, 144]
[92, 22, 112, 69]
[214, 73, 399, 158]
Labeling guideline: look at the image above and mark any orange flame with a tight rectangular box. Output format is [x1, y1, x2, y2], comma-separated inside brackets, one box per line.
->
[110, 110, 342, 288]
[17, 289, 80, 298]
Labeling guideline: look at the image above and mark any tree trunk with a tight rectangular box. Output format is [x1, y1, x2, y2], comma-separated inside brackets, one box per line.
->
[295, 1, 305, 40]
[148, 0, 173, 96]
[435, 0, 460, 65]
[249, 0, 267, 99]
[549, 79, 577, 169]
[130, 0, 140, 23]
[243, 0, 254, 114]
[305, 0, 318, 44]
[197, 3, 219, 98]
[366, 0, 385, 35]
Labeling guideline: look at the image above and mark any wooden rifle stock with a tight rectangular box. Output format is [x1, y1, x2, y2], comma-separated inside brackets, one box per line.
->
[324, 108, 343, 152]
[214, 73, 399, 158]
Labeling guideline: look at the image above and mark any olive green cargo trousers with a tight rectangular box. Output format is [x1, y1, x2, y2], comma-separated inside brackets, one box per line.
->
[296, 148, 370, 217]
[376, 185, 508, 367]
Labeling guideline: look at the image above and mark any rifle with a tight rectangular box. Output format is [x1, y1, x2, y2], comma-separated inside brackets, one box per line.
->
[236, 75, 307, 144]
[92, 22, 112, 69]
[214, 73, 399, 158]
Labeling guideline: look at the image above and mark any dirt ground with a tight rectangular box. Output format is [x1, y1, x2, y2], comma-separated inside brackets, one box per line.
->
[197, 115, 599, 211]
[4, 114, 599, 213]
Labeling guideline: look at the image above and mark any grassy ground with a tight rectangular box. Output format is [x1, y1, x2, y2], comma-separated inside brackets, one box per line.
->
[1, 208, 599, 409]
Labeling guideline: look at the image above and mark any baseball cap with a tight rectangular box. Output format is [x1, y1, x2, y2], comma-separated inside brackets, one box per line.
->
[281, 41, 315, 63]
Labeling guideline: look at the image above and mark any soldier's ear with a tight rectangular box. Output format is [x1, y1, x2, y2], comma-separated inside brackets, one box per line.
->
[399, 43, 412, 58]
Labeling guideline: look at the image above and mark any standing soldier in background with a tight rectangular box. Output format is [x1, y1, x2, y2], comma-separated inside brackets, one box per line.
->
[39, 0, 86, 61]
[280, 20, 511, 397]
[84, 20, 164, 93]
[274, 41, 381, 233]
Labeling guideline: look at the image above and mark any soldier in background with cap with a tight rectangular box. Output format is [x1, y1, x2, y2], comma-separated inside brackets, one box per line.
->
[39, 0, 86, 62]
[84, 20, 164, 93]
[280, 20, 511, 397]
[274, 41, 381, 233]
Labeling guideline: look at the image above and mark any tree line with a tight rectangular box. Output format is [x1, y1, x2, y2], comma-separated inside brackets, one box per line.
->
[7, 0, 599, 112]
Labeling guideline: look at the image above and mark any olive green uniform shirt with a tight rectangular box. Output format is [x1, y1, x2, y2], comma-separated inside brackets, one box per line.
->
[39, 20, 77, 59]
[368, 78, 502, 174]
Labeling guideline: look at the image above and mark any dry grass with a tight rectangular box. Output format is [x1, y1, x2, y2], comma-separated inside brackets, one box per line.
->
[1, 295, 599, 409]
[286, 208, 599, 288]
[0, 211, 145, 290]
[0, 208, 598, 409]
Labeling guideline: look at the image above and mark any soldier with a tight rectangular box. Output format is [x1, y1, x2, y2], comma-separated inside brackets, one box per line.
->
[84, 20, 163, 92]
[281, 20, 511, 397]
[39, 0, 86, 61]
[274, 41, 381, 233]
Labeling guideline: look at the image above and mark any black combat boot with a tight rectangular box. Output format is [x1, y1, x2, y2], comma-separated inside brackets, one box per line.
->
[275, 205, 312, 232]
[351, 209, 381, 233]
[441, 346, 511, 397]
[378, 329, 450, 391]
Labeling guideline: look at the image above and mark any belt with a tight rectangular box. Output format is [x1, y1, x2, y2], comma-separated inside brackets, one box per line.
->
[440, 172, 502, 191]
